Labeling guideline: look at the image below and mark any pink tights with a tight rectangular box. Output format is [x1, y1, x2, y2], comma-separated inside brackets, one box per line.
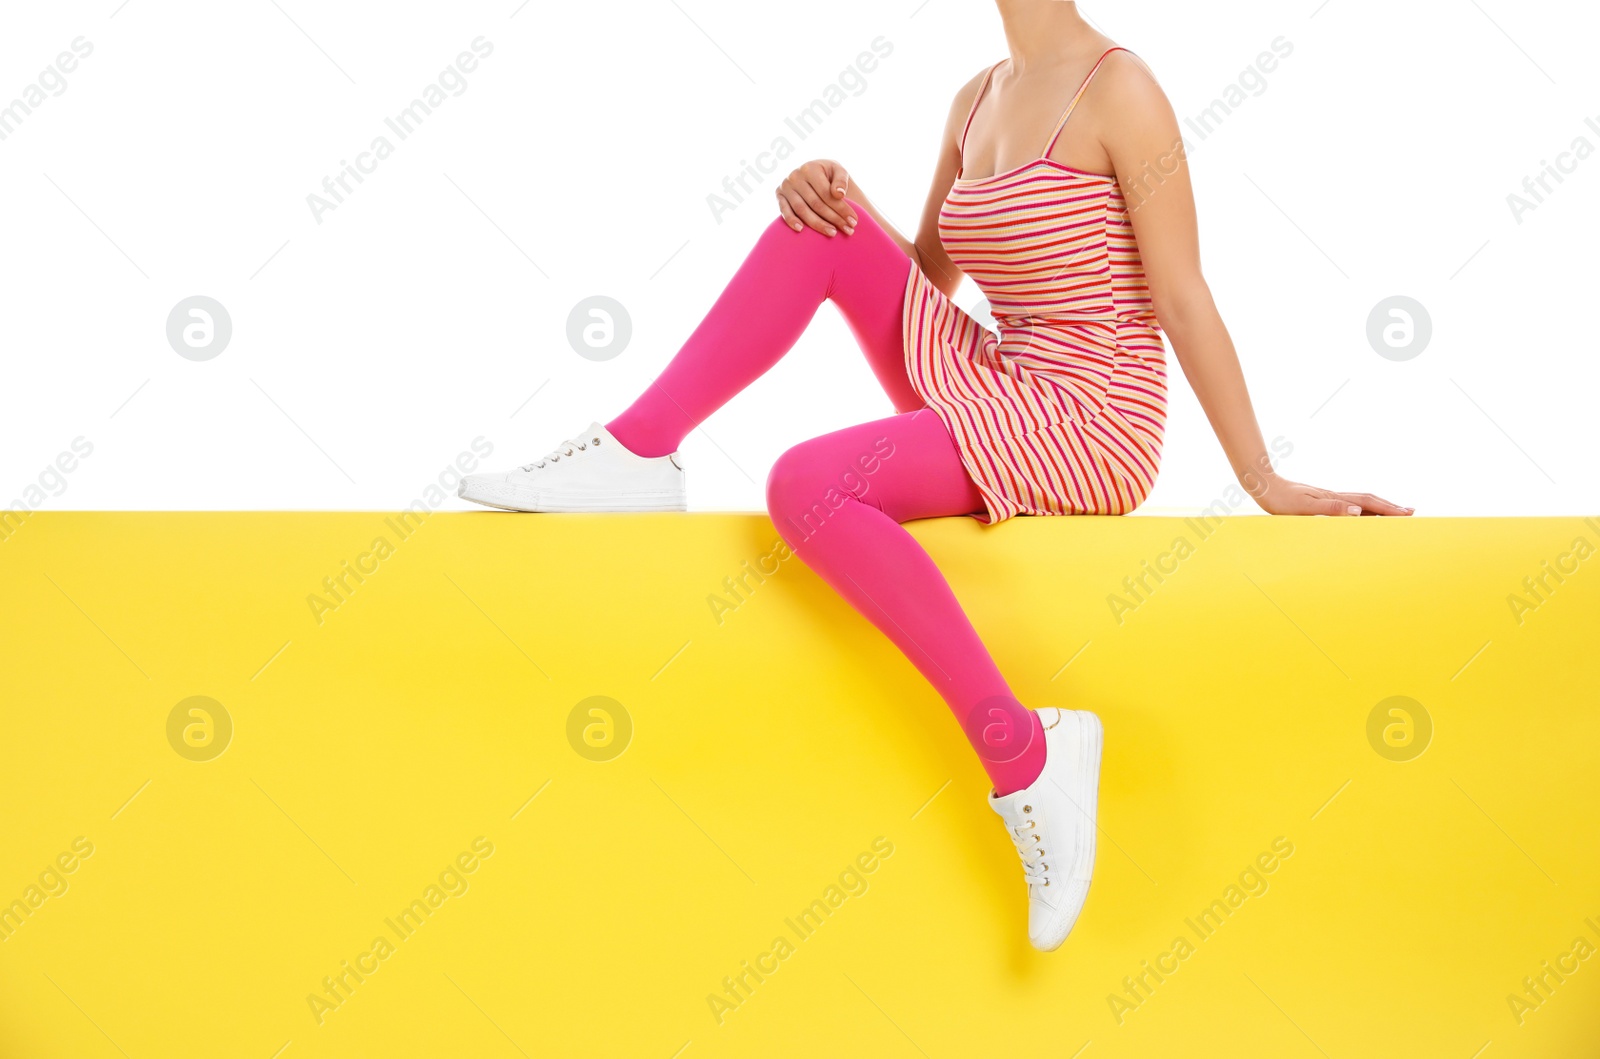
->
[607, 208, 1047, 795]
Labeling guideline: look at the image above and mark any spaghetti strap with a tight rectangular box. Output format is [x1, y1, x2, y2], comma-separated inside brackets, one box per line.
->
[1042, 47, 1130, 158]
[956, 61, 1005, 177]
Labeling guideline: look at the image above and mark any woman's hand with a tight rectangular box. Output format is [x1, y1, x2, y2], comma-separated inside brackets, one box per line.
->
[1255, 477, 1414, 517]
[776, 160, 858, 237]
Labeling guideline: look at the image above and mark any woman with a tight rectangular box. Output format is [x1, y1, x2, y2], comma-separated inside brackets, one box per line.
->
[459, 1, 1411, 951]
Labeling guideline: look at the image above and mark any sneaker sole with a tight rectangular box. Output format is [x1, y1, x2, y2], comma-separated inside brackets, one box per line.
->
[1036, 709, 1103, 951]
[458, 480, 686, 513]
[1071, 709, 1103, 887]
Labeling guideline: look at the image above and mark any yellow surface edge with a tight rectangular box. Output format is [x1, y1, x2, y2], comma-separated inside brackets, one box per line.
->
[1, 512, 1597, 1057]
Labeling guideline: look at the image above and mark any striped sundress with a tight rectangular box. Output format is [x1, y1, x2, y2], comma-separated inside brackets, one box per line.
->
[903, 47, 1168, 524]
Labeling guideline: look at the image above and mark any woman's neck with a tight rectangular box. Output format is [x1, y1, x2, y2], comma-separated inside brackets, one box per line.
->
[994, 1, 1099, 73]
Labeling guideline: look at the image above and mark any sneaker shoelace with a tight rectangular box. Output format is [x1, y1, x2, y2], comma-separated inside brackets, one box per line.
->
[1007, 807, 1050, 889]
[520, 432, 602, 472]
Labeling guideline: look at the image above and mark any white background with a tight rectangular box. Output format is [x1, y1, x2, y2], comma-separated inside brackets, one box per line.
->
[1, 0, 1595, 516]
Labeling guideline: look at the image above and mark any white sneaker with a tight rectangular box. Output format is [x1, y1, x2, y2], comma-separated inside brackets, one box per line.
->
[458, 421, 686, 513]
[988, 708, 1103, 952]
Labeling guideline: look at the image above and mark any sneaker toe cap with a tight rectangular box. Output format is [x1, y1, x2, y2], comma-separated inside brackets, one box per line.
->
[1029, 878, 1091, 951]
[458, 473, 531, 508]
[459, 472, 506, 494]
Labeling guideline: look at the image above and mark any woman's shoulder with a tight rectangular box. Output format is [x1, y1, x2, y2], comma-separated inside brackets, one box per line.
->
[1083, 45, 1170, 124]
[1092, 46, 1164, 99]
[1079, 47, 1181, 170]
[956, 60, 1002, 101]
[1091, 44, 1159, 86]
[943, 60, 1004, 128]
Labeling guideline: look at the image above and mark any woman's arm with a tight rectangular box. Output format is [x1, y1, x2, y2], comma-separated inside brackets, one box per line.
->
[774, 70, 984, 300]
[1094, 55, 1411, 517]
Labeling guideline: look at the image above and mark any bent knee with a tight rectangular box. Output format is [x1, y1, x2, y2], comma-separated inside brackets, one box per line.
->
[766, 441, 880, 543]
[766, 445, 826, 517]
[767, 444, 844, 536]
[764, 197, 885, 246]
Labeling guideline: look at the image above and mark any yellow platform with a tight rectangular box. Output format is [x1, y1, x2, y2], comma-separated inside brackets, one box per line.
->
[2, 511, 1597, 1057]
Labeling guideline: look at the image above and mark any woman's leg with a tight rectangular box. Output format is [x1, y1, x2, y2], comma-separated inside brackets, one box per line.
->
[607, 207, 923, 459]
[765, 408, 1047, 796]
